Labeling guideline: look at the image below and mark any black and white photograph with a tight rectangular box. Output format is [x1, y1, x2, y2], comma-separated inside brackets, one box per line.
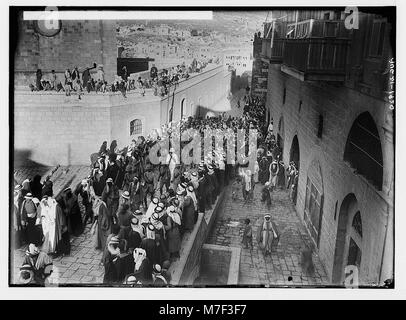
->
[8, 2, 396, 292]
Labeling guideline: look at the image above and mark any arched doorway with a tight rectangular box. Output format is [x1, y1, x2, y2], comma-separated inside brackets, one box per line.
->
[197, 97, 202, 118]
[343, 112, 383, 190]
[332, 194, 363, 285]
[180, 98, 186, 120]
[289, 135, 300, 169]
[289, 135, 300, 205]
[277, 116, 284, 155]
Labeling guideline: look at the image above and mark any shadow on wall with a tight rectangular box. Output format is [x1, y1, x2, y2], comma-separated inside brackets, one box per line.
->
[14, 149, 50, 170]
[13, 149, 52, 185]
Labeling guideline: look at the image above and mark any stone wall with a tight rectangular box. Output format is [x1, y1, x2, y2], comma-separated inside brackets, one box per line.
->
[266, 63, 394, 285]
[199, 244, 241, 285]
[160, 66, 232, 121]
[14, 18, 117, 87]
[14, 92, 111, 166]
[200, 246, 231, 285]
[168, 191, 226, 286]
[14, 66, 232, 167]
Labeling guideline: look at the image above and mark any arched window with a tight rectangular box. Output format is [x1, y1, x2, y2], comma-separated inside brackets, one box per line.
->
[344, 112, 383, 190]
[352, 211, 362, 238]
[169, 107, 173, 122]
[130, 119, 142, 135]
[181, 98, 186, 119]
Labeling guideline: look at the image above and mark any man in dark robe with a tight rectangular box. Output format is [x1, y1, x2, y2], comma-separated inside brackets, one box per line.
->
[124, 217, 142, 253]
[277, 160, 286, 189]
[30, 175, 43, 200]
[102, 178, 120, 219]
[258, 156, 270, 184]
[57, 188, 83, 237]
[196, 170, 207, 213]
[141, 223, 158, 265]
[93, 197, 112, 251]
[90, 169, 106, 197]
[143, 164, 156, 208]
[21, 193, 41, 246]
[158, 164, 170, 194]
[74, 179, 93, 225]
[41, 175, 53, 197]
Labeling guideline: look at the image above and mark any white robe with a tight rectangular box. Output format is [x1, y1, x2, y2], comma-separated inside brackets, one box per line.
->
[40, 199, 58, 253]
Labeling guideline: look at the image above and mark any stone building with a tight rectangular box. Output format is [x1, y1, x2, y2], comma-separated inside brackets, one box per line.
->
[14, 13, 117, 87]
[14, 65, 231, 166]
[250, 31, 268, 99]
[13, 11, 232, 167]
[260, 9, 394, 286]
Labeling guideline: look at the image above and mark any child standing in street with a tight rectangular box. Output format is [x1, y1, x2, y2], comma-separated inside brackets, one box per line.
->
[242, 218, 253, 249]
[231, 177, 241, 200]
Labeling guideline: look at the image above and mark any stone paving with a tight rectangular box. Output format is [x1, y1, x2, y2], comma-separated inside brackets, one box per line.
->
[207, 185, 331, 287]
[12, 225, 105, 285]
[12, 165, 105, 285]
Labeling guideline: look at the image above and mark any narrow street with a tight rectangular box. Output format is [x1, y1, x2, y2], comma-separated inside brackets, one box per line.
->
[207, 185, 330, 286]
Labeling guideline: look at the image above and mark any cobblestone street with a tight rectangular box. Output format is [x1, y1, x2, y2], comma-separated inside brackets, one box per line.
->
[207, 184, 330, 287]
[12, 165, 106, 285]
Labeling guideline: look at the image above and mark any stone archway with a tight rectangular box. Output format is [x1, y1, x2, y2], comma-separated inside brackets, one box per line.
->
[180, 98, 186, 120]
[289, 135, 300, 169]
[289, 135, 300, 205]
[277, 116, 284, 155]
[332, 193, 362, 285]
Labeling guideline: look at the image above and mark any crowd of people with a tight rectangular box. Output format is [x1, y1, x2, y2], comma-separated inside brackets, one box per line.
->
[29, 59, 211, 100]
[13, 89, 300, 286]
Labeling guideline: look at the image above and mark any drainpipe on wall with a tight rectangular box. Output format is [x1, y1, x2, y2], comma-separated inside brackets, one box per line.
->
[378, 202, 393, 285]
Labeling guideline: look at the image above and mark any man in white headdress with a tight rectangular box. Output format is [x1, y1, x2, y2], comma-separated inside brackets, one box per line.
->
[38, 196, 65, 255]
[145, 197, 159, 218]
[133, 247, 152, 284]
[269, 160, 279, 191]
[256, 214, 278, 256]
[152, 264, 168, 286]
[190, 171, 199, 189]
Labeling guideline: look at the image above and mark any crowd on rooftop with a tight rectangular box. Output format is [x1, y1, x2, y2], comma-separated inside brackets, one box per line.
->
[29, 58, 212, 100]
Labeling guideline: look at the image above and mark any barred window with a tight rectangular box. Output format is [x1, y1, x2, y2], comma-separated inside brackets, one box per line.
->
[369, 20, 386, 57]
[130, 119, 142, 135]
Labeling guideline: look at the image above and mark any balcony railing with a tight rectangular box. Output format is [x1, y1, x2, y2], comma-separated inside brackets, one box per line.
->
[261, 38, 285, 63]
[282, 38, 350, 81]
[286, 19, 351, 39]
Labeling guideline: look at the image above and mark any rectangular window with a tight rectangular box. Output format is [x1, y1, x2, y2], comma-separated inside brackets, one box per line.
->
[304, 178, 322, 245]
[369, 20, 386, 57]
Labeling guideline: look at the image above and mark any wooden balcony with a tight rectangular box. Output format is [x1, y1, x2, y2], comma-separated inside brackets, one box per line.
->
[286, 19, 351, 39]
[281, 38, 350, 82]
[260, 38, 285, 63]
